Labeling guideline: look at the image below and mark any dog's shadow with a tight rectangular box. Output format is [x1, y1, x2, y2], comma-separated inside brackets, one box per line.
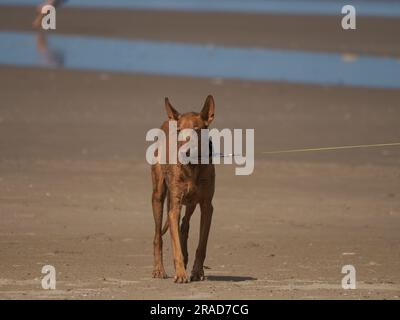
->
[206, 275, 257, 282]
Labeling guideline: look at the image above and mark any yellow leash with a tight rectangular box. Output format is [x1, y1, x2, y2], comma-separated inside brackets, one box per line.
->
[260, 142, 400, 155]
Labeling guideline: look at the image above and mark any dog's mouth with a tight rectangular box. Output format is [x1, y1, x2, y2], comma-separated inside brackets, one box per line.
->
[178, 139, 214, 163]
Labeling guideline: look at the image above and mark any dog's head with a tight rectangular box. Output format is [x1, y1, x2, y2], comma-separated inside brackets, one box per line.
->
[164, 95, 215, 162]
[165, 95, 215, 129]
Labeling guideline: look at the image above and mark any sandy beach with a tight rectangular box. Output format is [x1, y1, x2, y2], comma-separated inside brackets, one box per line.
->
[0, 2, 399, 299]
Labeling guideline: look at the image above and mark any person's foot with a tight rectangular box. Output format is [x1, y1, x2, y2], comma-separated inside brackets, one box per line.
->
[32, 11, 44, 29]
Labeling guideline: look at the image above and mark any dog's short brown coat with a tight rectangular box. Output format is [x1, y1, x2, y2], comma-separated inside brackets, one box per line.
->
[151, 95, 215, 283]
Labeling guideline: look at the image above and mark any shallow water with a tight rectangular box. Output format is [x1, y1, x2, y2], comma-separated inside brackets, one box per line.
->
[0, 31, 399, 89]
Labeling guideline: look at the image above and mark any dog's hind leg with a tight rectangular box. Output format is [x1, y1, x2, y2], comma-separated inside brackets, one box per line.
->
[151, 165, 167, 279]
[180, 204, 196, 269]
[191, 200, 213, 281]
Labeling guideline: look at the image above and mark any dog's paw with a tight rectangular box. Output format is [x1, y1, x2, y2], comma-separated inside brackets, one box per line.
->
[152, 268, 168, 279]
[190, 269, 205, 281]
[174, 271, 189, 284]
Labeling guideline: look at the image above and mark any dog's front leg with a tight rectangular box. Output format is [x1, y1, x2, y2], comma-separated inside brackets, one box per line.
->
[180, 204, 196, 269]
[169, 198, 189, 283]
[151, 177, 167, 279]
[191, 200, 213, 281]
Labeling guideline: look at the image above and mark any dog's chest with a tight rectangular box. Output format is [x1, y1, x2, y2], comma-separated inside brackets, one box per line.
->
[177, 167, 201, 203]
[163, 164, 212, 204]
[178, 166, 199, 201]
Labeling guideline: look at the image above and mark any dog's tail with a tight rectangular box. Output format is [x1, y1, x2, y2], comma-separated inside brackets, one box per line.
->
[161, 219, 169, 236]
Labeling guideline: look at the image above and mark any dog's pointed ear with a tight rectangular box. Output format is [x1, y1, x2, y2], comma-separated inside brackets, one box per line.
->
[200, 95, 215, 125]
[165, 97, 180, 120]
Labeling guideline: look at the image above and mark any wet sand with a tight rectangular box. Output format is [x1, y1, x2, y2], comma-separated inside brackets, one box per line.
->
[1, 5, 400, 56]
[0, 6, 399, 299]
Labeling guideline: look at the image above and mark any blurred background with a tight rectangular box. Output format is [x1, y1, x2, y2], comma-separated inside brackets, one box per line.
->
[0, 0, 399, 299]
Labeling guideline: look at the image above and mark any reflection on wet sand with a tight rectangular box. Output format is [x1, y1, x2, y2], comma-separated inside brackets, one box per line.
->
[36, 31, 64, 67]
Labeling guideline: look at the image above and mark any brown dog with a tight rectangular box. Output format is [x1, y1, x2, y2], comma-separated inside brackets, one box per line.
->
[151, 95, 215, 283]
